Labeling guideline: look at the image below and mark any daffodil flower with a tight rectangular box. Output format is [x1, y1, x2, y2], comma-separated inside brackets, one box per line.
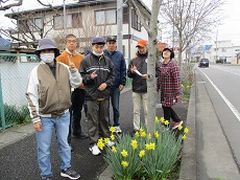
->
[131, 139, 138, 149]
[140, 131, 147, 138]
[154, 116, 159, 123]
[135, 131, 140, 138]
[160, 117, 165, 123]
[164, 120, 170, 126]
[97, 140, 105, 150]
[184, 127, 189, 134]
[121, 161, 129, 168]
[104, 137, 110, 144]
[145, 142, 156, 150]
[139, 150, 145, 158]
[121, 149, 128, 157]
[109, 127, 116, 133]
[111, 146, 117, 153]
[154, 131, 159, 138]
[110, 134, 115, 141]
[178, 125, 183, 131]
[182, 134, 187, 140]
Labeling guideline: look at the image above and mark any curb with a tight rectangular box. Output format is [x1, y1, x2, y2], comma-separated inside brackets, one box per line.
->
[179, 81, 196, 179]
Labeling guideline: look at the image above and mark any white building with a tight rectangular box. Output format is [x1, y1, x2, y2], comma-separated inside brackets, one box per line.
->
[206, 40, 240, 64]
[5, 0, 154, 61]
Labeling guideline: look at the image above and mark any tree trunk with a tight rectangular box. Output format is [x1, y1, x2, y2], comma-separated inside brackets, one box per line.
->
[146, 0, 161, 133]
[178, 31, 183, 68]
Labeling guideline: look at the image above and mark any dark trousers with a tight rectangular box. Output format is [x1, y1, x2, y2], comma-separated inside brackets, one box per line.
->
[162, 106, 180, 122]
[68, 88, 86, 144]
[87, 99, 110, 145]
[110, 88, 120, 126]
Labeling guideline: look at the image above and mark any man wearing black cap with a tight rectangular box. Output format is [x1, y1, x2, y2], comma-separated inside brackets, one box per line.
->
[104, 36, 126, 133]
[26, 38, 81, 180]
[80, 37, 115, 156]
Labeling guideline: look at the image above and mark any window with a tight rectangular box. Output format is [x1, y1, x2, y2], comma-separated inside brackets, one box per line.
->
[31, 18, 43, 31]
[54, 13, 82, 29]
[131, 10, 141, 31]
[72, 13, 82, 28]
[123, 7, 129, 24]
[54, 15, 63, 29]
[95, 9, 116, 25]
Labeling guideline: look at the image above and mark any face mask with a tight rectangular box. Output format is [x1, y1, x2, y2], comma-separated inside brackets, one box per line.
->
[40, 53, 55, 63]
[92, 50, 103, 57]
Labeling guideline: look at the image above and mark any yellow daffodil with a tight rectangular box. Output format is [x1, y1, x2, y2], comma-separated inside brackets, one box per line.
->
[104, 137, 110, 144]
[139, 150, 145, 158]
[121, 161, 129, 168]
[145, 142, 156, 150]
[160, 117, 165, 123]
[110, 134, 115, 141]
[178, 125, 183, 131]
[184, 127, 189, 134]
[154, 116, 159, 123]
[139, 128, 144, 133]
[135, 131, 140, 138]
[111, 146, 117, 153]
[109, 127, 116, 133]
[164, 120, 170, 126]
[154, 131, 160, 138]
[140, 131, 147, 138]
[97, 140, 105, 150]
[121, 149, 128, 157]
[131, 139, 138, 150]
[182, 134, 187, 140]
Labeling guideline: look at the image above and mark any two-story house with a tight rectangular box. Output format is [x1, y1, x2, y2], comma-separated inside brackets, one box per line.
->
[5, 0, 152, 61]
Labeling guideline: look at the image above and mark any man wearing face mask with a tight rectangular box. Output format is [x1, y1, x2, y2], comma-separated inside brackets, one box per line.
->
[80, 37, 115, 156]
[26, 38, 81, 180]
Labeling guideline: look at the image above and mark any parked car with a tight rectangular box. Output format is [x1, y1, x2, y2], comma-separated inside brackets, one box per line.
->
[199, 58, 209, 67]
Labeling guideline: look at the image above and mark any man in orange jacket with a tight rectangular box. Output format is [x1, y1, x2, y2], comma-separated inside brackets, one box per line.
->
[57, 34, 88, 148]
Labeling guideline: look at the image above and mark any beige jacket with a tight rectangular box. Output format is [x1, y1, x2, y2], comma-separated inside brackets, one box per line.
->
[26, 62, 82, 123]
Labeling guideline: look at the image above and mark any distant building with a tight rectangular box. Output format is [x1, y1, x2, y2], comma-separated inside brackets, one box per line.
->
[5, 0, 156, 61]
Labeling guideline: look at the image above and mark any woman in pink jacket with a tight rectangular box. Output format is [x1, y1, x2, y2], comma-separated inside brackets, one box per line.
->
[157, 48, 183, 129]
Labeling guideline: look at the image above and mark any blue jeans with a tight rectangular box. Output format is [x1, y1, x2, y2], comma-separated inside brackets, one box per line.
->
[36, 112, 71, 177]
[110, 88, 120, 126]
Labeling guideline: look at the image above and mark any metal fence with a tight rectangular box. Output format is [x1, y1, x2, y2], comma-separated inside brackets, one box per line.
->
[0, 53, 40, 130]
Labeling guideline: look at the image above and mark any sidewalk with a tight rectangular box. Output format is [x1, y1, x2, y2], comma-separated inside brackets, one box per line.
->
[179, 70, 240, 180]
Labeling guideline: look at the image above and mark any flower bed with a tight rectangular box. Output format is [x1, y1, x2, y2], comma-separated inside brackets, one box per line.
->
[98, 117, 189, 180]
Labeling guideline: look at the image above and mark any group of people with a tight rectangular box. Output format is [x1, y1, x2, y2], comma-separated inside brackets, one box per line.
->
[26, 34, 182, 180]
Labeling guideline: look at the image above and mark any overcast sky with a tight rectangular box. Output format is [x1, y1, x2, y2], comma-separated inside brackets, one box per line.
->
[0, 0, 240, 45]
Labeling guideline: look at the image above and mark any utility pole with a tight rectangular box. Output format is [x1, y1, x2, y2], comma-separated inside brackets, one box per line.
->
[63, 0, 66, 30]
[117, 0, 123, 52]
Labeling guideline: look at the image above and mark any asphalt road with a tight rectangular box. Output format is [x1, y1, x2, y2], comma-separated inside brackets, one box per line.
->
[0, 90, 187, 180]
[197, 64, 240, 171]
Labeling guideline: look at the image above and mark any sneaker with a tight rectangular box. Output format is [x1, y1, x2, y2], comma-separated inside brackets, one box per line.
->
[115, 126, 122, 134]
[172, 120, 183, 130]
[60, 168, 80, 180]
[106, 140, 115, 147]
[89, 144, 101, 156]
[41, 177, 52, 180]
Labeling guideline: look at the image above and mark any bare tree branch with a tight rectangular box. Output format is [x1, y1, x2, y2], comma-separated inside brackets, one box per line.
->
[0, 0, 23, 10]
[36, 0, 52, 8]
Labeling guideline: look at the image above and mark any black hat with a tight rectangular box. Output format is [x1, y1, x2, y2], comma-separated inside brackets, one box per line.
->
[106, 36, 116, 42]
[91, 37, 105, 45]
[35, 38, 60, 57]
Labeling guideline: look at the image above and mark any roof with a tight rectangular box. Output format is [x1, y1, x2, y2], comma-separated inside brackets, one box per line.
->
[5, 0, 151, 19]
[0, 36, 11, 50]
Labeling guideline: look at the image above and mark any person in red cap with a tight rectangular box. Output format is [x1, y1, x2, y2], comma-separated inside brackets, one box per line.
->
[127, 39, 149, 133]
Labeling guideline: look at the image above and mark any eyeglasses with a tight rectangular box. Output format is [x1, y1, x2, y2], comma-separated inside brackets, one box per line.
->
[66, 39, 77, 43]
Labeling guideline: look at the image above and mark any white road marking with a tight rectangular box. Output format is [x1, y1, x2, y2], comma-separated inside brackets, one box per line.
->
[198, 68, 240, 121]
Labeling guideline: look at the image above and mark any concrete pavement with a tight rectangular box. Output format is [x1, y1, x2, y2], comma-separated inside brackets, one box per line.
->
[179, 69, 240, 180]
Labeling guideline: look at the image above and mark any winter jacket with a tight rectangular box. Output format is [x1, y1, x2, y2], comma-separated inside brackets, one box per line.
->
[156, 59, 181, 107]
[80, 52, 115, 100]
[104, 49, 126, 88]
[26, 62, 82, 123]
[127, 52, 148, 93]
